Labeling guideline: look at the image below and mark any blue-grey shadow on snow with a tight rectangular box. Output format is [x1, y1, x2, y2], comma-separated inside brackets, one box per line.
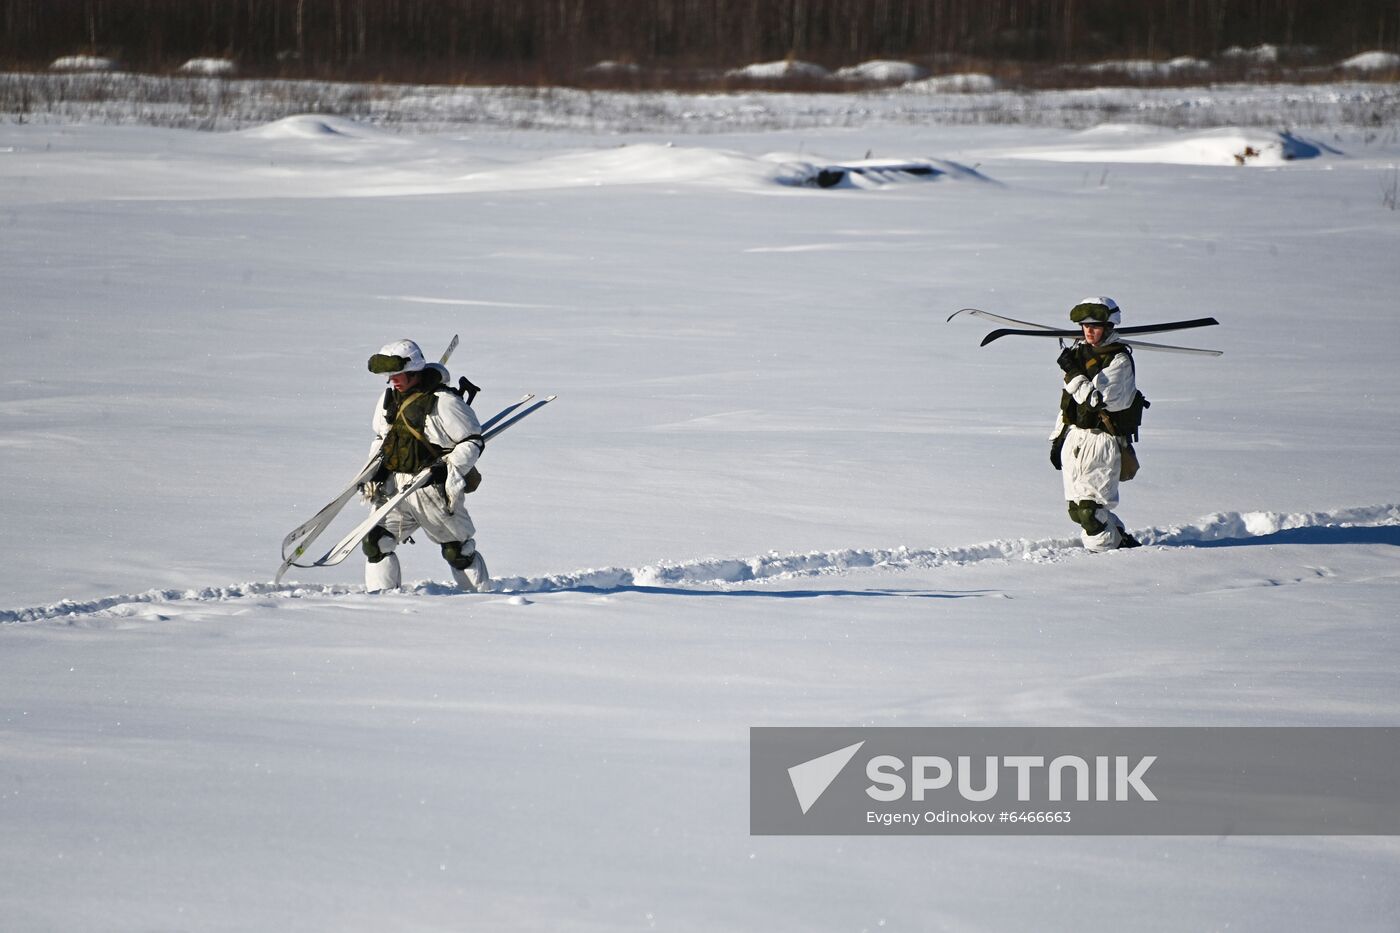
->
[448, 584, 999, 600]
[1178, 525, 1400, 549]
[555, 585, 994, 599]
[1280, 131, 1343, 160]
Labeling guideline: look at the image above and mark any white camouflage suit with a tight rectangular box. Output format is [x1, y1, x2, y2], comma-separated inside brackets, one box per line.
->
[1051, 332, 1136, 551]
[365, 367, 487, 592]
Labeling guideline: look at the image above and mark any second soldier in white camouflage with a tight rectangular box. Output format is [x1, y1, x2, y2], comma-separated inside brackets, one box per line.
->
[1049, 298, 1147, 552]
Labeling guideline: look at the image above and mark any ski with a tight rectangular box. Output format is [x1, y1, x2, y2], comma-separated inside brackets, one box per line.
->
[274, 445, 384, 583]
[481, 395, 555, 442]
[275, 393, 537, 580]
[309, 469, 440, 570]
[979, 317, 1219, 346]
[481, 393, 534, 433]
[1112, 339, 1223, 357]
[950, 309, 1221, 355]
[947, 307, 1054, 330]
[275, 394, 539, 579]
[303, 395, 558, 571]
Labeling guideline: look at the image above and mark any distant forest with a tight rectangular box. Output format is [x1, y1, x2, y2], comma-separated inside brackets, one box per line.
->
[3, 0, 1397, 81]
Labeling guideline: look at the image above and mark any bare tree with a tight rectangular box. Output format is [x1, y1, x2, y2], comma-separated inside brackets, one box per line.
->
[2, 0, 1395, 78]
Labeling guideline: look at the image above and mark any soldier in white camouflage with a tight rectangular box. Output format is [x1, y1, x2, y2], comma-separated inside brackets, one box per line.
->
[360, 339, 490, 591]
[1049, 298, 1147, 552]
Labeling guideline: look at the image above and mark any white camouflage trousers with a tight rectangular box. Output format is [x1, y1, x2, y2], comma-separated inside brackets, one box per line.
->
[1061, 425, 1125, 552]
[365, 472, 479, 590]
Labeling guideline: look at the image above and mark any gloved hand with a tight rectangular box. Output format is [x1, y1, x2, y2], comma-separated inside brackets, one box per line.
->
[427, 461, 450, 486]
[1057, 346, 1085, 377]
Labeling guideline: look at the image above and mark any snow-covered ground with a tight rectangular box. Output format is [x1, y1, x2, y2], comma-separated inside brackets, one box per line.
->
[2, 91, 1400, 930]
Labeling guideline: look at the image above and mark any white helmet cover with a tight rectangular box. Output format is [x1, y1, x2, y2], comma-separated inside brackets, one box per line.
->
[368, 339, 427, 376]
[1069, 297, 1121, 326]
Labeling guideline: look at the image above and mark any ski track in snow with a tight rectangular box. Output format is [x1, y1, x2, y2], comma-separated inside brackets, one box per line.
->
[3, 504, 1397, 625]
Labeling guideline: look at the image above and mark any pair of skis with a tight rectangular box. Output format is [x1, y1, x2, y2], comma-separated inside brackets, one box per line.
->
[948, 308, 1222, 356]
[274, 443, 388, 583]
[275, 392, 554, 583]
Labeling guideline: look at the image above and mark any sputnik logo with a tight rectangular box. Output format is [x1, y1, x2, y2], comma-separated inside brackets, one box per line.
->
[788, 741, 865, 814]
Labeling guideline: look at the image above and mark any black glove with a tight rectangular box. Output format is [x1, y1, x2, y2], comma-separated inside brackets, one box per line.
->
[1050, 429, 1067, 471]
[1057, 346, 1085, 377]
[427, 461, 449, 486]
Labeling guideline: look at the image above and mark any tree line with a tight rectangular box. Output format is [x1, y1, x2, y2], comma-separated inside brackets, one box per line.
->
[4, 0, 1395, 80]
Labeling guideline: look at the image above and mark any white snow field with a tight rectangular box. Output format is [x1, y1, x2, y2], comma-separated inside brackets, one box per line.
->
[3, 94, 1400, 931]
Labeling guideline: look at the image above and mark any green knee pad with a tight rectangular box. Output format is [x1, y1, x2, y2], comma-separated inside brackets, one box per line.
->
[1067, 500, 1107, 535]
[440, 540, 475, 570]
[362, 527, 394, 563]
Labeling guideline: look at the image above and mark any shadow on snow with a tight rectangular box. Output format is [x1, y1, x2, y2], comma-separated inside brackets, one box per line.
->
[415, 582, 998, 600]
[1178, 525, 1400, 549]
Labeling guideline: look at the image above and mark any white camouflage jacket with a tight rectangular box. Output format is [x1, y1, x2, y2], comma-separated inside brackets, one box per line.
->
[371, 385, 483, 503]
[1050, 336, 1137, 438]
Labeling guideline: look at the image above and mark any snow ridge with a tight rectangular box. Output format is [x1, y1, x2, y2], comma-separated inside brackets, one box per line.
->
[494, 503, 1400, 593]
[0, 582, 365, 625]
[3, 504, 1396, 624]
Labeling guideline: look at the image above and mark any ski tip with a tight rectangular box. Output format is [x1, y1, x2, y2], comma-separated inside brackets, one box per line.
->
[439, 334, 460, 365]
